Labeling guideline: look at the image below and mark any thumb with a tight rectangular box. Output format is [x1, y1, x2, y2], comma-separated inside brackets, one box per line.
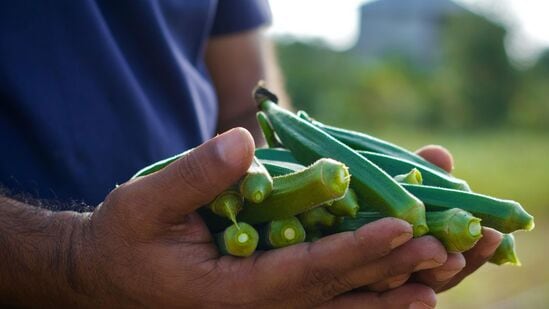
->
[115, 128, 255, 226]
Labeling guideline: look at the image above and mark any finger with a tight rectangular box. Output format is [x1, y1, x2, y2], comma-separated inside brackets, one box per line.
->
[319, 283, 437, 309]
[111, 128, 255, 225]
[345, 236, 447, 288]
[366, 273, 411, 292]
[416, 145, 454, 173]
[412, 253, 466, 292]
[243, 218, 413, 305]
[438, 228, 502, 292]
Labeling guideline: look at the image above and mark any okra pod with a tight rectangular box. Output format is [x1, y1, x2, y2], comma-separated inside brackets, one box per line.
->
[256, 148, 470, 191]
[402, 184, 535, 233]
[298, 207, 338, 231]
[130, 149, 191, 179]
[209, 190, 243, 226]
[305, 229, 324, 242]
[240, 156, 273, 203]
[238, 158, 350, 224]
[216, 223, 259, 257]
[394, 168, 423, 185]
[255, 147, 299, 163]
[259, 159, 305, 177]
[426, 208, 483, 252]
[255, 86, 428, 237]
[260, 216, 306, 249]
[489, 233, 521, 266]
[330, 209, 482, 252]
[257, 111, 283, 148]
[298, 112, 450, 175]
[326, 188, 360, 218]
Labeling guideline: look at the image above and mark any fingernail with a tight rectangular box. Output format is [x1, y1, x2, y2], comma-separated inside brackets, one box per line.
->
[409, 301, 434, 309]
[434, 269, 461, 282]
[217, 128, 252, 166]
[390, 232, 413, 249]
[413, 259, 442, 272]
[388, 274, 409, 288]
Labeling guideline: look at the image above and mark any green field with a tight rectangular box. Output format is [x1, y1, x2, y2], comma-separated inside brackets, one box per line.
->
[359, 127, 549, 308]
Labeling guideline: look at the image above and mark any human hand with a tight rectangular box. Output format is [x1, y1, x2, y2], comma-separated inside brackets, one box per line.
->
[68, 128, 442, 308]
[371, 145, 503, 293]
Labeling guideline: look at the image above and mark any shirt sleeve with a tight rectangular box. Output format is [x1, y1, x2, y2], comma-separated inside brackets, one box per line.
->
[210, 0, 272, 36]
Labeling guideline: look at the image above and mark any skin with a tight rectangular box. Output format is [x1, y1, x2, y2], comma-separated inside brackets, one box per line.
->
[0, 29, 502, 307]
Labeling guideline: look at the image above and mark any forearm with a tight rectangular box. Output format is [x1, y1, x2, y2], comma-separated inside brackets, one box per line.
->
[206, 29, 291, 145]
[0, 195, 85, 306]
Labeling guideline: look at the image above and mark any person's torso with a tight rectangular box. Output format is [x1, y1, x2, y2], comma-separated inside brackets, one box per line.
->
[0, 0, 220, 206]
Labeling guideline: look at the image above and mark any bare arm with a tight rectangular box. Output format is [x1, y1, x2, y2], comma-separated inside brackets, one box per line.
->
[0, 196, 85, 306]
[205, 28, 290, 145]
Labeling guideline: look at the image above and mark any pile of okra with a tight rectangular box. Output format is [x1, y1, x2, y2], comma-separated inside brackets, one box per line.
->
[132, 86, 534, 265]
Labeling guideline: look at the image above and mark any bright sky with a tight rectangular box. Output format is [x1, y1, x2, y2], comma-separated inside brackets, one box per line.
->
[267, 0, 549, 66]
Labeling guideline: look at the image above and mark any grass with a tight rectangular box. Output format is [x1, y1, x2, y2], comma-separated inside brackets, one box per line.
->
[358, 127, 549, 308]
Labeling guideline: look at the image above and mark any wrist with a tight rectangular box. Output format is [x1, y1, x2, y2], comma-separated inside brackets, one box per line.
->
[0, 198, 94, 307]
[56, 211, 96, 307]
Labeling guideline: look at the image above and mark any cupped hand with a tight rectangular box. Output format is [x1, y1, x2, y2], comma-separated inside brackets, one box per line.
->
[69, 128, 440, 308]
[371, 145, 503, 293]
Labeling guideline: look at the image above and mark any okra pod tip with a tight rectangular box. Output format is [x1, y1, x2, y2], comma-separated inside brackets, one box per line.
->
[209, 191, 243, 226]
[262, 217, 306, 249]
[426, 208, 482, 252]
[490, 233, 521, 266]
[319, 159, 351, 197]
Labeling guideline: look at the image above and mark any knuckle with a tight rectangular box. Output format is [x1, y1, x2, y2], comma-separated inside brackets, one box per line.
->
[417, 236, 447, 260]
[304, 267, 354, 301]
[447, 253, 466, 269]
[378, 264, 405, 279]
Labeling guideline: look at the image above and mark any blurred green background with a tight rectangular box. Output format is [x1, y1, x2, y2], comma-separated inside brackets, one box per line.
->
[272, 1, 548, 307]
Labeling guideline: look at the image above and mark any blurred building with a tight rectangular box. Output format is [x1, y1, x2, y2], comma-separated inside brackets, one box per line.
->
[354, 0, 465, 66]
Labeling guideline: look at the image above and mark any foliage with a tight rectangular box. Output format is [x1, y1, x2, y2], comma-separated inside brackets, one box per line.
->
[275, 12, 549, 131]
[509, 51, 549, 129]
[436, 12, 516, 128]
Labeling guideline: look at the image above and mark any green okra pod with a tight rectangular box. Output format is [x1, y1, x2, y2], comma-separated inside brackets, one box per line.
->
[326, 188, 360, 218]
[256, 148, 470, 191]
[255, 147, 299, 163]
[489, 233, 521, 266]
[259, 159, 305, 177]
[402, 184, 535, 233]
[298, 207, 338, 231]
[305, 229, 324, 242]
[240, 156, 273, 203]
[260, 216, 306, 249]
[298, 111, 450, 175]
[238, 158, 350, 224]
[426, 208, 483, 252]
[330, 209, 482, 252]
[327, 211, 384, 234]
[394, 168, 423, 185]
[216, 223, 259, 257]
[209, 190, 243, 226]
[130, 149, 192, 179]
[255, 86, 428, 237]
[257, 111, 283, 148]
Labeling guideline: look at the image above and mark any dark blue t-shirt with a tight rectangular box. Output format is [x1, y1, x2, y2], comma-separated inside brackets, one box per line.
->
[0, 0, 271, 206]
